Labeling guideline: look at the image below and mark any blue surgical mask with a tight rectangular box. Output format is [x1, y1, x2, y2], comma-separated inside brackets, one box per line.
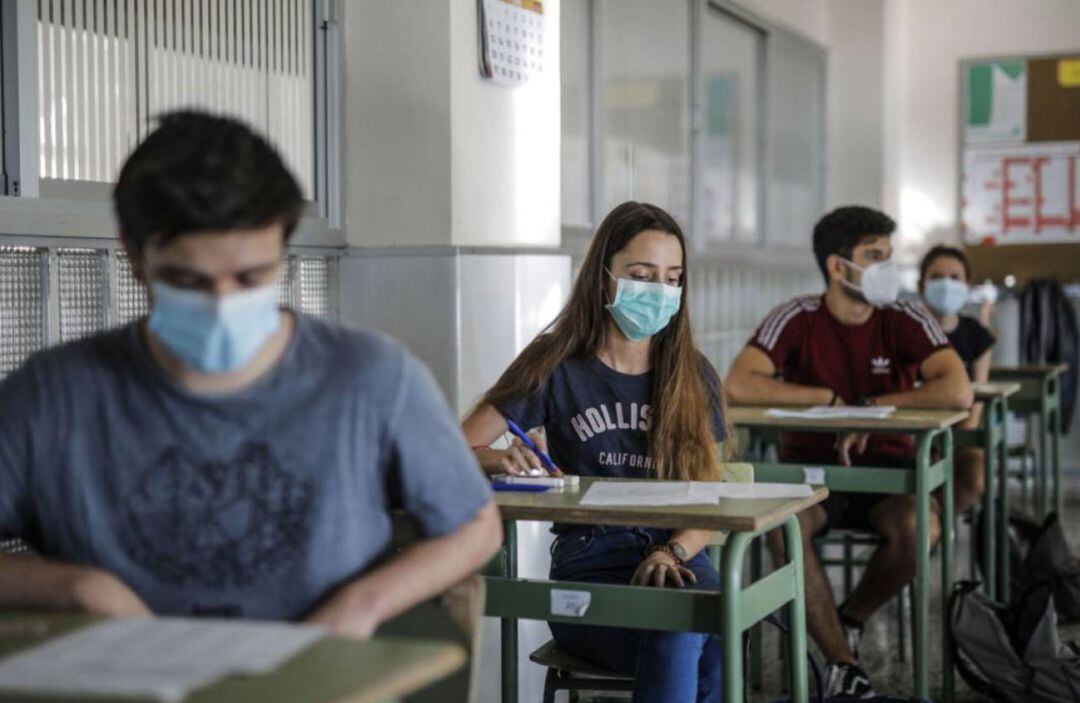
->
[605, 270, 682, 341]
[148, 282, 282, 373]
[924, 278, 970, 316]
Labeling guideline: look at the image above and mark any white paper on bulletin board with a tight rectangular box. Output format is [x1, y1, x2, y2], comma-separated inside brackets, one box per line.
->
[478, 0, 545, 87]
[962, 141, 1080, 245]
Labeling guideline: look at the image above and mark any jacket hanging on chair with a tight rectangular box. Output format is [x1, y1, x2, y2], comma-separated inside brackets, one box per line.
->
[1019, 279, 1079, 431]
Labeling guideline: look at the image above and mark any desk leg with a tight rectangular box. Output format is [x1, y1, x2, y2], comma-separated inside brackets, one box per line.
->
[783, 517, 809, 703]
[914, 436, 931, 699]
[999, 400, 1012, 603]
[981, 400, 998, 601]
[501, 521, 518, 703]
[1052, 403, 1063, 517]
[722, 532, 749, 703]
[941, 430, 956, 703]
[1038, 410, 1049, 519]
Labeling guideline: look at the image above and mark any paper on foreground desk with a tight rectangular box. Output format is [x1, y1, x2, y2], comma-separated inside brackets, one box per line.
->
[765, 405, 897, 420]
[580, 480, 813, 507]
[0, 617, 323, 702]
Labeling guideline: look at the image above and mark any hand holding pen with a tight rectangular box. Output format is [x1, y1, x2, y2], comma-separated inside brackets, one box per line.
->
[502, 419, 563, 477]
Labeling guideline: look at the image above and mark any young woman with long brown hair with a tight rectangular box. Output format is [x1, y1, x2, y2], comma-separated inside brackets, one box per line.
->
[463, 201, 731, 702]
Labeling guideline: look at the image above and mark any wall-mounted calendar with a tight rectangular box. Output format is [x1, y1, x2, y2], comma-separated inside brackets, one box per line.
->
[478, 0, 545, 87]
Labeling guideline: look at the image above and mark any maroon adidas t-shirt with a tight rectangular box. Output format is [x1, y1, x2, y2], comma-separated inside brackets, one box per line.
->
[748, 294, 951, 463]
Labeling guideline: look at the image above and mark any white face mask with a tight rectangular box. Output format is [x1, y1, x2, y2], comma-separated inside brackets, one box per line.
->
[840, 258, 901, 307]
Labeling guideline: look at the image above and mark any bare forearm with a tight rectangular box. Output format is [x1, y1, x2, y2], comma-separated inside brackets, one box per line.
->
[0, 555, 149, 617]
[0, 555, 85, 610]
[313, 502, 502, 628]
[876, 378, 971, 410]
[727, 374, 832, 407]
[670, 529, 715, 559]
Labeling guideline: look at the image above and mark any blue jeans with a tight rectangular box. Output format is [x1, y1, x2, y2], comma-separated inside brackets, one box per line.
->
[548, 526, 723, 703]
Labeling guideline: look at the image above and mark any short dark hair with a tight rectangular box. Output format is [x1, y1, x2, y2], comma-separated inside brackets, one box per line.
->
[918, 245, 972, 287]
[114, 111, 304, 257]
[812, 206, 896, 283]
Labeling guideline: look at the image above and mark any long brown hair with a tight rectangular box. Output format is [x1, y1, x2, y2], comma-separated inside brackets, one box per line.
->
[482, 201, 733, 481]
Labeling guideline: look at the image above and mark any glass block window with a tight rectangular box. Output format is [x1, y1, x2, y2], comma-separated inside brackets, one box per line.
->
[0, 245, 337, 379]
[0, 248, 47, 375]
[278, 255, 334, 319]
[115, 250, 150, 324]
[295, 256, 332, 319]
[58, 249, 107, 342]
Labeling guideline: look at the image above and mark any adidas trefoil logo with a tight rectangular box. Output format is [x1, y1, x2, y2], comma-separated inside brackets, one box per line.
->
[871, 357, 891, 375]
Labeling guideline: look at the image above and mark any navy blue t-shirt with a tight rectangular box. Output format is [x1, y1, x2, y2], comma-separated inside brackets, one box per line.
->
[494, 355, 726, 481]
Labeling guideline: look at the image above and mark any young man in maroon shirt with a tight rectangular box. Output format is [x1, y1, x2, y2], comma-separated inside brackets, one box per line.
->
[726, 206, 972, 699]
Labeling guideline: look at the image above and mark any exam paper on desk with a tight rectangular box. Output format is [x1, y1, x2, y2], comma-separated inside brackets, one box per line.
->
[579, 481, 811, 506]
[0, 617, 324, 702]
[765, 405, 896, 420]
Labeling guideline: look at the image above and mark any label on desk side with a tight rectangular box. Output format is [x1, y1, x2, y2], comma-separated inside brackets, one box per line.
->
[551, 589, 591, 618]
[803, 467, 826, 485]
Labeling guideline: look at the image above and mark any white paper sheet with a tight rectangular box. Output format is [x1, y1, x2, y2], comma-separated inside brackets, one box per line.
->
[579, 481, 709, 506]
[0, 617, 324, 702]
[579, 481, 812, 507]
[688, 482, 813, 500]
[765, 405, 896, 420]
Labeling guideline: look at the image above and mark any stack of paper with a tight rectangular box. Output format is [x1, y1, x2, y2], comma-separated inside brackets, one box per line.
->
[580, 481, 812, 507]
[0, 617, 324, 702]
[765, 405, 896, 420]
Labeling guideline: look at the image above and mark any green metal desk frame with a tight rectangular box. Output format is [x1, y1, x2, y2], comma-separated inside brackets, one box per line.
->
[989, 367, 1066, 518]
[486, 514, 811, 703]
[747, 426, 956, 702]
[954, 392, 1012, 602]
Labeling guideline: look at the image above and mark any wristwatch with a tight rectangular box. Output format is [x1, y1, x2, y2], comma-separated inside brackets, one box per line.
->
[648, 541, 687, 565]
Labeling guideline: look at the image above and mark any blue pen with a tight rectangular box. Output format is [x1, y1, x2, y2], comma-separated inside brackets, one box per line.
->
[505, 418, 559, 475]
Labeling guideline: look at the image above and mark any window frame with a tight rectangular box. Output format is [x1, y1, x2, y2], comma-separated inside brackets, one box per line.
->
[0, 0, 344, 245]
[562, 0, 826, 262]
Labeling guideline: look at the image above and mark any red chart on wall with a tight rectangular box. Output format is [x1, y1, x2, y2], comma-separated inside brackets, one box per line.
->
[962, 141, 1080, 245]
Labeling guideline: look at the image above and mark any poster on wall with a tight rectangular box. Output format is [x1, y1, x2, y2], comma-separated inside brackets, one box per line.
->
[965, 60, 1027, 144]
[962, 141, 1080, 245]
[477, 0, 545, 87]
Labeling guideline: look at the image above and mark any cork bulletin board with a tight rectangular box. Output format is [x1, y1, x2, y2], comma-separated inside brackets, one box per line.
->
[960, 53, 1080, 284]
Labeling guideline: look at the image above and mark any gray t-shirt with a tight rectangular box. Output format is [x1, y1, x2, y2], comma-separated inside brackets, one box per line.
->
[0, 314, 492, 620]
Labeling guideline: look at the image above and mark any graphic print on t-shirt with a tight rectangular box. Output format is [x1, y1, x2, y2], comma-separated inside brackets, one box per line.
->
[120, 441, 314, 589]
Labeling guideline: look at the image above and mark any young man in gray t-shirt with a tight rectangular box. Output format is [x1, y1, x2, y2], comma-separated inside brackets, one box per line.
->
[0, 111, 501, 637]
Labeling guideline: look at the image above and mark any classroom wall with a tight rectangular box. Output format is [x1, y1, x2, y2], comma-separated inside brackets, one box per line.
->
[825, 0, 886, 210]
[343, 0, 560, 249]
[737, 0, 828, 46]
[861, 0, 1080, 263]
[448, 1, 561, 247]
[343, 1, 453, 247]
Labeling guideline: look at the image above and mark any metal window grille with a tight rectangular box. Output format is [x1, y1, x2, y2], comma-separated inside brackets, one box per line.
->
[0, 247, 46, 376]
[36, 0, 315, 195]
[57, 248, 107, 342]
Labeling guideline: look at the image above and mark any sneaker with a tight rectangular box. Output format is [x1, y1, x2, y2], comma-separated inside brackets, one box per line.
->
[825, 662, 876, 699]
[839, 612, 865, 662]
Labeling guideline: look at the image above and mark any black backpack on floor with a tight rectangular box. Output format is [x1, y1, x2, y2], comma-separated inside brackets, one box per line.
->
[949, 580, 1080, 702]
[975, 511, 1080, 621]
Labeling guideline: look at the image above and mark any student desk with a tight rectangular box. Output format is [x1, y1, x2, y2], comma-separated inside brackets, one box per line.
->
[485, 477, 829, 703]
[989, 364, 1069, 518]
[728, 406, 968, 702]
[0, 612, 465, 703]
[954, 382, 1020, 603]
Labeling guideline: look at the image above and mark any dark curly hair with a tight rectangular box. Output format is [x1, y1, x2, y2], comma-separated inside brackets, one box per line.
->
[812, 206, 896, 283]
[114, 110, 304, 257]
[918, 245, 972, 287]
